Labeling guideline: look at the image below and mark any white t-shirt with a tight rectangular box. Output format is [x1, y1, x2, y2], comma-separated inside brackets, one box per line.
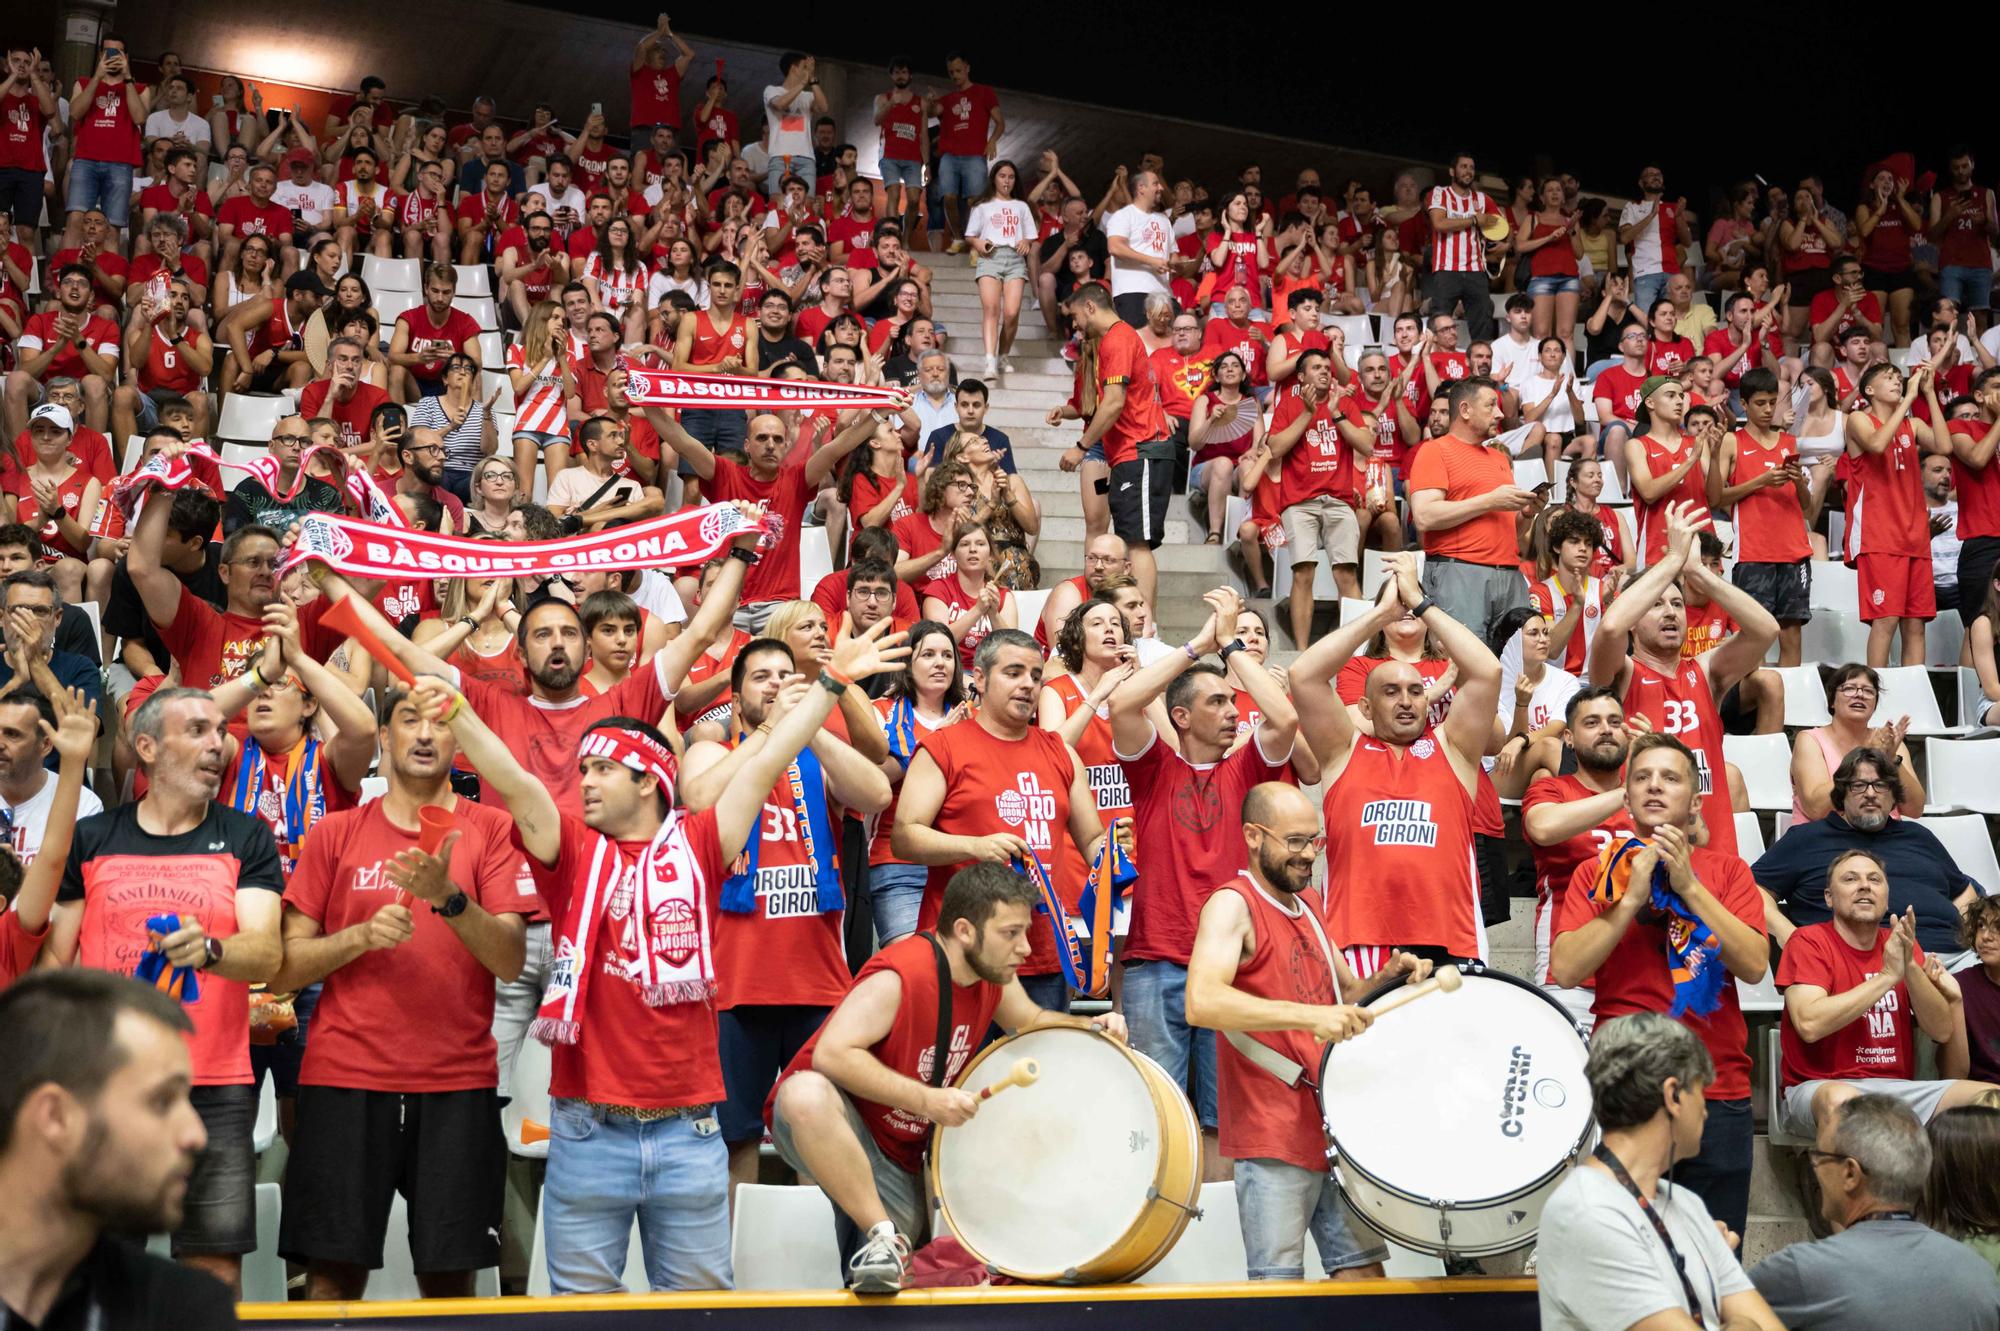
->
[647, 271, 708, 310]
[1489, 334, 1539, 391]
[966, 199, 1035, 251]
[1495, 654, 1581, 735]
[1104, 204, 1175, 298]
[271, 179, 336, 227]
[1517, 369, 1577, 432]
[527, 183, 586, 228]
[0, 769, 104, 866]
[1618, 199, 1667, 277]
[143, 108, 211, 149]
[1538, 1166, 1753, 1331]
[763, 86, 814, 159]
[546, 465, 645, 515]
[633, 569, 688, 625]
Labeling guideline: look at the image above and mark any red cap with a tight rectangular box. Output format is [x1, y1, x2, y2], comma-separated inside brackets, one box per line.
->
[283, 147, 315, 168]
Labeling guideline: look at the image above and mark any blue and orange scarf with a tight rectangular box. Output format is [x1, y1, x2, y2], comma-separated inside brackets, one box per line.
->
[227, 736, 325, 879]
[1018, 834, 1136, 999]
[720, 735, 843, 914]
[1589, 835, 1726, 1019]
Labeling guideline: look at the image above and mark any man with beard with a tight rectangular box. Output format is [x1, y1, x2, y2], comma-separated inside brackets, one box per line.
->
[0, 690, 103, 864]
[1552, 732, 1769, 1240]
[420, 621, 907, 1293]
[679, 639, 891, 1199]
[314, 503, 765, 816]
[892, 629, 1110, 1012]
[1754, 748, 1982, 962]
[387, 262, 482, 403]
[769, 862, 1127, 1294]
[545, 414, 662, 531]
[0, 971, 237, 1326]
[1521, 686, 1634, 1029]
[1291, 553, 1502, 976]
[45, 687, 285, 1296]
[389, 426, 465, 531]
[1588, 499, 1777, 861]
[1186, 782, 1429, 1281]
[266, 684, 540, 1300]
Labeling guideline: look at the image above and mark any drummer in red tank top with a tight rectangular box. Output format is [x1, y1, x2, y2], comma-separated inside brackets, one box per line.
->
[1187, 782, 1434, 1280]
[1292, 556, 1503, 977]
[1587, 499, 1779, 863]
[766, 863, 1127, 1293]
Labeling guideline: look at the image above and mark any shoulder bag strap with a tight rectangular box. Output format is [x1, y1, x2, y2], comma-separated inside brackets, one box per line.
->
[923, 931, 950, 1089]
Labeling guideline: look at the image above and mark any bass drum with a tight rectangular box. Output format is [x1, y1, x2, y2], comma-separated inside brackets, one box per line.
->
[1318, 967, 1593, 1257]
[931, 1026, 1200, 1283]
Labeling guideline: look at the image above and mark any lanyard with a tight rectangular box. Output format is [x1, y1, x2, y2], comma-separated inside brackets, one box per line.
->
[1593, 1144, 1704, 1321]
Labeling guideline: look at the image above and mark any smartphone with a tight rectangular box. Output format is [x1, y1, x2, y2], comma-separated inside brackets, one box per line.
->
[1094, 477, 1110, 495]
[591, 102, 603, 117]
[212, 94, 224, 108]
[1532, 480, 1554, 496]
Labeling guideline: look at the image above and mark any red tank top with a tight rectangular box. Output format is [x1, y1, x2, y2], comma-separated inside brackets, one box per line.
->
[878, 94, 925, 163]
[1939, 186, 1992, 268]
[678, 628, 750, 733]
[711, 749, 849, 1009]
[448, 635, 527, 696]
[870, 695, 949, 866]
[1845, 413, 1928, 558]
[142, 326, 202, 394]
[1215, 876, 1340, 1171]
[1045, 674, 1133, 904]
[1322, 727, 1480, 958]
[1633, 433, 1708, 564]
[689, 309, 749, 366]
[254, 300, 300, 358]
[914, 719, 1075, 975]
[1621, 656, 1738, 859]
[769, 932, 1004, 1171]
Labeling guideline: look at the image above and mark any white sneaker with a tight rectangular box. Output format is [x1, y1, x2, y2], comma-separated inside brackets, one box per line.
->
[1000, 356, 1014, 374]
[983, 355, 999, 378]
[848, 1226, 911, 1294]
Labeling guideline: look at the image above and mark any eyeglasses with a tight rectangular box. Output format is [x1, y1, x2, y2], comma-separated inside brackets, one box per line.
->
[1835, 684, 1878, 698]
[270, 434, 310, 447]
[407, 443, 446, 457]
[851, 586, 891, 600]
[1248, 824, 1326, 855]
[478, 469, 515, 484]
[231, 555, 279, 571]
[1846, 778, 1892, 794]
[1806, 1149, 1855, 1169]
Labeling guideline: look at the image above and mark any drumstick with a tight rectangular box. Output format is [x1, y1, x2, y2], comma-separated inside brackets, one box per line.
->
[1370, 966, 1464, 1016]
[976, 1057, 1040, 1101]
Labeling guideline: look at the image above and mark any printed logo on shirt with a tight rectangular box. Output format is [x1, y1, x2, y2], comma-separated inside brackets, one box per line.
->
[1360, 799, 1438, 848]
[994, 772, 1057, 855]
[895, 1023, 977, 1132]
[1411, 737, 1437, 760]
[1862, 980, 1902, 1050]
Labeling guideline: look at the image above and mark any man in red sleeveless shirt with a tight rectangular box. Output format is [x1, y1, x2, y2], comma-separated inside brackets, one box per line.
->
[1551, 732, 1769, 1238]
[768, 862, 1126, 1294]
[1929, 148, 1998, 334]
[1293, 554, 1502, 976]
[1187, 781, 1431, 1280]
[892, 629, 1109, 1013]
[679, 638, 892, 1199]
[1588, 499, 1777, 861]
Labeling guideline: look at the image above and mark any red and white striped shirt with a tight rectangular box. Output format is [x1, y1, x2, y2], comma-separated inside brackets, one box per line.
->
[505, 342, 570, 435]
[583, 252, 651, 318]
[397, 189, 445, 230]
[1427, 185, 1495, 273]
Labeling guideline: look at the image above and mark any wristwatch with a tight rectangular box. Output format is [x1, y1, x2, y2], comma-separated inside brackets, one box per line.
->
[728, 546, 759, 566]
[458, 616, 479, 631]
[1219, 639, 1247, 663]
[816, 672, 849, 698]
[1410, 597, 1438, 619]
[201, 936, 225, 970]
[432, 891, 469, 919]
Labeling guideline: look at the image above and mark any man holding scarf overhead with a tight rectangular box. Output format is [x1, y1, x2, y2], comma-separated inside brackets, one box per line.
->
[1552, 730, 1769, 1240]
[412, 619, 910, 1294]
[677, 637, 893, 1201]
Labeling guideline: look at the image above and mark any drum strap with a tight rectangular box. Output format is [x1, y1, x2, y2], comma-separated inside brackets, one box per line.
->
[1592, 1143, 1704, 1320]
[924, 932, 950, 1090]
[1220, 885, 1344, 1093]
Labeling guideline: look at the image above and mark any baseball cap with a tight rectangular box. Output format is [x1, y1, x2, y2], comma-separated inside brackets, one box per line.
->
[285, 271, 329, 298]
[283, 147, 315, 169]
[29, 403, 74, 432]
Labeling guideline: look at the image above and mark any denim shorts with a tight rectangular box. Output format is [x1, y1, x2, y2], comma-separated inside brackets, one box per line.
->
[975, 246, 1028, 283]
[1941, 264, 1994, 313]
[1235, 1157, 1388, 1278]
[878, 158, 925, 192]
[176, 1083, 259, 1256]
[67, 158, 134, 227]
[937, 153, 988, 199]
[869, 861, 928, 944]
[513, 427, 568, 449]
[1525, 274, 1581, 297]
[1120, 959, 1218, 1128]
[1081, 441, 1106, 466]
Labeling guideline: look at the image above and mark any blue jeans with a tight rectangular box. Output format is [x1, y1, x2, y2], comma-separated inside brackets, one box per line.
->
[869, 861, 928, 943]
[878, 158, 925, 194]
[1017, 971, 1071, 1014]
[680, 406, 747, 456]
[1941, 264, 1995, 313]
[542, 1099, 731, 1293]
[764, 153, 814, 198]
[67, 158, 135, 227]
[937, 153, 988, 200]
[1120, 960, 1218, 1128]
[1633, 271, 1669, 314]
[1235, 1158, 1388, 1278]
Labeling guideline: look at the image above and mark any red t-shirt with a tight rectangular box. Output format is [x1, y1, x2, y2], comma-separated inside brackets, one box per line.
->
[825, 214, 877, 265]
[1594, 364, 1648, 423]
[920, 574, 1010, 668]
[217, 196, 293, 242]
[811, 568, 919, 630]
[1808, 290, 1884, 342]
[1558, 846, 1763, 1100]
[1408, 435, 1518, 566]
[457, 652, 677, 816]
[1778, 922, 1924, 1087]
[936, 84, 999, 157]
[1093, 321, 1167, 467]
[525, 810, 727, 1107]
[1150, 348, 1212, 421]
[878, 94, 924, 163]
[18, 310, 123, 384]
[72, 79, 145, 166]
[706, 454, 812, 604]
[159, 584, 265, 689]
[1117, 728, 1291, 966]
[0, 90, 48, 172]
[1200, 318, 1271, 389]
[768, 932, 1004, 1171]
[1522, 773, 1630, 983]
[631, 64, 684, 129]
[891, 511, 953, 583]
[677, 628, 751, 735]
[1952, 418, 2000, 541]
[290, 799, 543, 1091]
[1273, 388, 1366, 508]
[1644, 337, 1695, 377]
[298, 379, 390, 450]
[1703, 327, 1785, 390]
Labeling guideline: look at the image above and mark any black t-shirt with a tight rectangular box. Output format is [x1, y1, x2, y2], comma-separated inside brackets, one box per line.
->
[59, 800, 285, 913]
[224, 475, 346, 539]
[758, 333, 819, 381]
[1040, 224, 1110, 304]
[55, 602, 98, 667]
[1, 1234, 237, 1330]
[1585, 304, 1644, 367]
[104, 547, 224, 677]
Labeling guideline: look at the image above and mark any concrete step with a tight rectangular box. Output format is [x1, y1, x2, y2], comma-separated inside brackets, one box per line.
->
[1031, 538, 1232, 576]
[1036, 515, 1201, 544]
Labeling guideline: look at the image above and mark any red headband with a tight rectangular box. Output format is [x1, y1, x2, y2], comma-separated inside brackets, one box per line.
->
[579, 727, 680, 797]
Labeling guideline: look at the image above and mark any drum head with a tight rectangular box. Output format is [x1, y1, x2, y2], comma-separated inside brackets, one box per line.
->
[934, 1028, 1159, 1278]
[1320, 970, 1591, 1203]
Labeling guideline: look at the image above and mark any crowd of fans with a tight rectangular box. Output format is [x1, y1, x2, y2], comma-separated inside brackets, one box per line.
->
[6, 22, 2000, 1328]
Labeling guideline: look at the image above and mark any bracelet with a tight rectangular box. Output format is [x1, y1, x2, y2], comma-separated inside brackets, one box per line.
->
[728, 546, 759, 565]
[1183, 642, 1199, 662]
[458, 616, 478, 630]
[245, 662, 269, 689]
[815, 672, 849, 698]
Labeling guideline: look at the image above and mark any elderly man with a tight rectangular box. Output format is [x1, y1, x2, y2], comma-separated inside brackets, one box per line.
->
[898, 350, 958, 456]
[1538, 1013, 1782, 1331]
[1756, 747, 1982, 962]
[1751, 1095, 2000, 1329]
[1776, 848, 1995, 1142]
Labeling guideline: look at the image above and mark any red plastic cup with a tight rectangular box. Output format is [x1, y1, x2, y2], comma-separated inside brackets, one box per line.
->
[418, 804, 454, 855]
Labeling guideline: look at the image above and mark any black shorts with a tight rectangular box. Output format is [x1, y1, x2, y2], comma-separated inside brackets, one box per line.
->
[1732, 559, 1812, 625]
[1110, 456, 1172, 550]
[177, 1084, 258, 1257]
[279, 1085, 505, 1273]
[1862, 265, 1917, 294]
[1786, 268, 1831, 306]
[717, 1004, 831, 1143]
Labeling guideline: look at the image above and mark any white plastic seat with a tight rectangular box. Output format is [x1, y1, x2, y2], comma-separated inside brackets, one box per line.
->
[1928, 609, 1967, 668]
[1800, 611, 1869, 669]
[1870, 665, 1960, 736]
[1137, 1180, 1246, 1283]
[478, 330, 507, 369]
[123, 434, 147, 472]
[1359, 548, 1425, 599]
[454, 296, 500, 332]
[1915, 815, 2000, 897]
[360, 255, 421, 292]
[454, 264, 492, 297]
[214, 394, 287, 444]
[220, 441, 268, 471]
[1768, 665, 1832, 729]
[799, 526, 833, 592]
[1734, 811, 1767, 861]
[358, 776, 388, 804]
[1722, 732, 1791, 812]
[252, 1076, 278, 1154]
[1323, 314, 1375, 349]
[1767, 1027, 1812, 1148]
[500, 1034, 551, 1161]
[728, 1185, 844, 1290]
[244, 1183, 286, 1302]
[1011, 587, 1050, 639]
[1925, 739, 2000, 815]
[373, 288, 421, 333]
[480, 370, 516, 413]
[1809, 560, 1859, 612]
[1512, 458, 1549, 491]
